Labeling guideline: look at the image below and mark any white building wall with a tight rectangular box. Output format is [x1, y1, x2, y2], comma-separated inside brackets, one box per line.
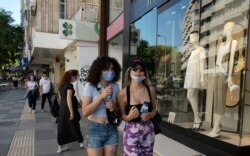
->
[65, 47, 77, 71]
[76, 41, 99, 98]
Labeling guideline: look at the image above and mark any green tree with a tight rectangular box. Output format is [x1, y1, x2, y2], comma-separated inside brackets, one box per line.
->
[0, 8, 23, 70]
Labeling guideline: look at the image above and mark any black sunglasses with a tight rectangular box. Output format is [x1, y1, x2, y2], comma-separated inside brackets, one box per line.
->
[132, 67, 145, 72]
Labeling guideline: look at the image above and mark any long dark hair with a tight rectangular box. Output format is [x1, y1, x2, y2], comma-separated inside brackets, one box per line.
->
[27, 73, 36, 81]
[58, 69, 78, 89]
[87, 56, 121, 86]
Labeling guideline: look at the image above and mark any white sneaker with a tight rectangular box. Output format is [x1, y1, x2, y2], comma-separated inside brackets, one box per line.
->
[79, 142, 84, 148]
[57, 146, 68, 153]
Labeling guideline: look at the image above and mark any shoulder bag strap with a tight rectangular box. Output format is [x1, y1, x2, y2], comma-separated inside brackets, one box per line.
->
[126, 86, 130, 105]
[145, 85, 152, 107]
[227, 41, 232, 73]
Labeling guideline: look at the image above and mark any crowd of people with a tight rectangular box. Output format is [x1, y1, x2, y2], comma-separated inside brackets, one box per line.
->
[15, 56, 158, 156]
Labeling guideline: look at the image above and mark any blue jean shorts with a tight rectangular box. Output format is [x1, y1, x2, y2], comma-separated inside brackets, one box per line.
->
[86, 120, 119, 149]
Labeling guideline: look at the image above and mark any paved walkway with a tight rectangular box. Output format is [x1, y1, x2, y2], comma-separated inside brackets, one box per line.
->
[0, 89, 86, 156]
[0, 89, 205, 156]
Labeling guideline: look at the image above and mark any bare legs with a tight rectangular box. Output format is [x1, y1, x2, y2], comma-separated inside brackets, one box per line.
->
[187, 88, 201, 129]
[87, 145, 117, 156]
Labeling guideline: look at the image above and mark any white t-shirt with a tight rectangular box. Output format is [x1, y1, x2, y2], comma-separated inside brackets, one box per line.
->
[27, 81, 38, 91]
[39, 77, 51, 94]
[215, 41, 237, 75]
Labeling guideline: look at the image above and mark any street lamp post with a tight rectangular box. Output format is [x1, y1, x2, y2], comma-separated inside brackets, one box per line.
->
[156, 34, 167, 79]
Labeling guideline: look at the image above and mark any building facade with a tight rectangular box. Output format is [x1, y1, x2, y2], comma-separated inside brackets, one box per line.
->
[21, 0, 100, 93]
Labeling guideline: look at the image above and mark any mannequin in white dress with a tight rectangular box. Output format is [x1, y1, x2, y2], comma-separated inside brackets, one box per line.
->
[208, 22, 238, 137]
[184, 32, 206, 130]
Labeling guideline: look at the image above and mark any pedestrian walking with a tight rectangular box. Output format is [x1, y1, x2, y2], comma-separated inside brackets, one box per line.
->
[57, 69, 84, 153]
[12, 76, 18, 89]
[118, 59, 157, 156]
[39, 72, 53, 112]
[25, 74, 39, 114]
[82, 56, 121, 156]
[7, 76, 12, 89]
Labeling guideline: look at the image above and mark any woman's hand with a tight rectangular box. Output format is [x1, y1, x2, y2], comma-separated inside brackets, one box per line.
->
[128, 106, 139, 120]
[100, 85, 112, 99]
[106, 99, 115, 112]
[140, 113, 152, 122]
[69, 112, 74, 120]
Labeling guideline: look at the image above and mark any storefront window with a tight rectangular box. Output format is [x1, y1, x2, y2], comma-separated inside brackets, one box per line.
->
[129, 9, 157, 81]
[109, 0, 124, 24]
[129, 0, 249, 146]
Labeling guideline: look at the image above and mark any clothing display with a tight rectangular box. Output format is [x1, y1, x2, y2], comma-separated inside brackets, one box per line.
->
[215, 41, 231, 75]
[184, 47, 206, 89]
[208, 22, 238, 138]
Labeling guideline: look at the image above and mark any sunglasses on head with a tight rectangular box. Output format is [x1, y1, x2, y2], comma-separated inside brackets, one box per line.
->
[132, 66, 145, 72]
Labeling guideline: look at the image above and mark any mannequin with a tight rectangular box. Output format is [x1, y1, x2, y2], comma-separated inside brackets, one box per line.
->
[184, 32, 206, 130]
[208, 22, 238, 137]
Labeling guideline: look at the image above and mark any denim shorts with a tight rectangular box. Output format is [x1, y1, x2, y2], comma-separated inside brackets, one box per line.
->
[86, 120, 119, 149]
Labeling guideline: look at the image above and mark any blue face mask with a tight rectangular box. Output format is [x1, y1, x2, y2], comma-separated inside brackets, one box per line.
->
[102, 71, 115, 82]
[130, 75, 145, 83]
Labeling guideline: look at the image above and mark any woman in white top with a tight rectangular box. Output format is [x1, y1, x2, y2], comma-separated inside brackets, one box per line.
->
[25, 73, 39, 114]
[208, 22, 238, 138]
[184, 32, 206, 130]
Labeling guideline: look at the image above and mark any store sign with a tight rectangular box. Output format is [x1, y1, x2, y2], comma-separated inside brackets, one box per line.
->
[59, 19, 99, 41]
[107, 12, 124, 41]
[21, 57, 28, 67]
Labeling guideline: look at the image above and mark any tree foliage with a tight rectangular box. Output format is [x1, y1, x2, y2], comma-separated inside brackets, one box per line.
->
[0, 8, 23, 70]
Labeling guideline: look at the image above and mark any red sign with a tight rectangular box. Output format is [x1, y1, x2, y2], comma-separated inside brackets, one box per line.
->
[107, 12, 124, 40]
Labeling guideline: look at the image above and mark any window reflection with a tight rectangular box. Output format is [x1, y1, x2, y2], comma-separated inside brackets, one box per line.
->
[128, 0, 249, 146]
[109, 0, 124, 24]
[130, 9, 157, 81]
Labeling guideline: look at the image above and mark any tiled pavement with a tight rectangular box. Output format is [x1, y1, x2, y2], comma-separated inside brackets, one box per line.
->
[0, 88, 204, 156]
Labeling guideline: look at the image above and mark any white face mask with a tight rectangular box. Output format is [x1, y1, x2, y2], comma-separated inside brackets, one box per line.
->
[30, 76, 34, 81]
[130, 75, 145, 83]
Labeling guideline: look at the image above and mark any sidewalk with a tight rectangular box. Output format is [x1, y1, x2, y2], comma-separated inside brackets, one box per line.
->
[0, 89, 205, 156]
[0, 89, 87, 156]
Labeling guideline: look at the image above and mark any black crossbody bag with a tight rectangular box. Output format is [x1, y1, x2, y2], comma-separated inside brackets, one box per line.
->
[145, 85, 162, 135]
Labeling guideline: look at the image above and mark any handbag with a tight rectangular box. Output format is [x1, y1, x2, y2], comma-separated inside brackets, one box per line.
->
[50, 95, 60, 118]
[234, 55, 245, 73]
[226, 72, 241, 107]
[225, 42, 243, 107]
[145, 85, 162, 135]
[49, 82, 54, 95]
[151, 111, 162, 134]
[106, 109, 122, 127]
